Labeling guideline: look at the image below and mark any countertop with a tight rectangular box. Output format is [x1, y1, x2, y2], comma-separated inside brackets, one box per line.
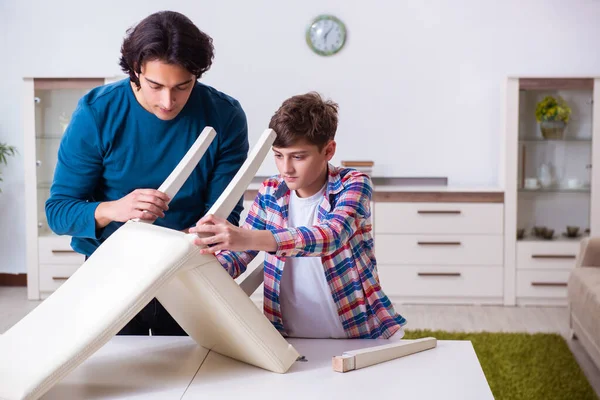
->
[245, 178, 504, 203]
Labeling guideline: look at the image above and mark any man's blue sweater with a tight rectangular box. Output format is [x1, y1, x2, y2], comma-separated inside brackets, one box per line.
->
[45, 78, 249, 256]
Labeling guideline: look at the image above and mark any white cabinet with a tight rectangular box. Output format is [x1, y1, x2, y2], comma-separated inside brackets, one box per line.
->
[374, 201, 505, 305]
[514, 240, 579, 306]
[24, 78, 113, 300]
[503, 77, 600, 306]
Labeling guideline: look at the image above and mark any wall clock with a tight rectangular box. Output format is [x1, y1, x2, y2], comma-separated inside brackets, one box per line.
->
[306, 15, 347, 56]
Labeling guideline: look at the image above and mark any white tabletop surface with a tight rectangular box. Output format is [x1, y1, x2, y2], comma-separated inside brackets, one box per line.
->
[42, 336, 493, 400]
[42, 336, 208, 400]
[187, 338, 494, 400]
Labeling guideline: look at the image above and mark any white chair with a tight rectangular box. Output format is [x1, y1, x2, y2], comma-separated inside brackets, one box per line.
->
[0, 128, 298, 400]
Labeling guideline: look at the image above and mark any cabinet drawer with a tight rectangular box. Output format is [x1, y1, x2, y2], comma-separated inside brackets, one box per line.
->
[516, 270, 570, 298]
[376, 234, 503, 265]
[39, 264, 81, 292]
[374, 203, 503, 234]
[38, 236, 85, 265]
[377, 265, 503, 298]
[517, 241, 579, 270]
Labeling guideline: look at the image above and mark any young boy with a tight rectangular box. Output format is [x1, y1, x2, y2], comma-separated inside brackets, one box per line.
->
[190, 92, 406, 339]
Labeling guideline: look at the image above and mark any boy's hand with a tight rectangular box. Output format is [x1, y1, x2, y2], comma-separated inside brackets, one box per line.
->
[190, 214, 251, 253]
[189, 214, 277, 254]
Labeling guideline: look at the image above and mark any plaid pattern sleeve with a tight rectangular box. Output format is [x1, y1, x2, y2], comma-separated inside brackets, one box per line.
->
[215, 186, 269, 278]
[271, 174, 372, 258]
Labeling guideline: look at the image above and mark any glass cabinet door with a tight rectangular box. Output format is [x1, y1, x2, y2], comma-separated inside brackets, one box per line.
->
[33, 79, 104, 236]
[516, 80, 594, 242]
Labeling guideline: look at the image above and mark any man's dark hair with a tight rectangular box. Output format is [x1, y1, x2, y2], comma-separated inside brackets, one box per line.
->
[269, 92, 338, 150]
[119, 11, 214, 88]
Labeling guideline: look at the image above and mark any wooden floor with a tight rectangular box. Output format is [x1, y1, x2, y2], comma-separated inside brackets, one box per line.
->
[1, 286, 599, 396]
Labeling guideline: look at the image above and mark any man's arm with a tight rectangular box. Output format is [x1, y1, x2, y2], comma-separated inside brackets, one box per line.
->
[203, 103, 249, 226]
[45, 102, 168, 239]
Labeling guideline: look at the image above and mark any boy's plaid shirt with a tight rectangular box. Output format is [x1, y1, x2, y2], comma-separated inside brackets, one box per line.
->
[216, 165, 407, 338]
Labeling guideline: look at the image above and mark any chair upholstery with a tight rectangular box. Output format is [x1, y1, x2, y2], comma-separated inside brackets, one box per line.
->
[0, 128, 298, 400]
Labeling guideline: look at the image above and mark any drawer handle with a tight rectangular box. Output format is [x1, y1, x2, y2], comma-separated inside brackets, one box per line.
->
[51, 250, 76, 254]
[531, 282, 567, 287]
[417, 241, 462, 246]
[531, 255, 576, 259]
[418, 272, 461, 277]
[417, 210, 461, 215]
[52, 276, 69, 281]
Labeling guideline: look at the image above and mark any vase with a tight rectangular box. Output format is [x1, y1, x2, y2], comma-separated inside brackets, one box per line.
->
[538, 163, 554, 187]
[540, 120, 566, 140]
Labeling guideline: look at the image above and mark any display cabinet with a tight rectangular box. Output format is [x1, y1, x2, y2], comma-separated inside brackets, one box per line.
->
[24, 77, 117, 299]
[503, 77, 600, 305]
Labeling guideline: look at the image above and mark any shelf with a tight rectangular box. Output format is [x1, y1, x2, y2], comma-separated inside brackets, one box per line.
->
[518, 78, 594, 91]
[518, 137, 591, 143]
[518, 186, 590, 193]
[36, 135, 63, 140]
[38, 232, 60, 238]
[517, 235, 587, 243]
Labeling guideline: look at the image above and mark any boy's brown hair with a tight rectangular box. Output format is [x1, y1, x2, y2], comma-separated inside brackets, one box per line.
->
[269, 92, 338, 150]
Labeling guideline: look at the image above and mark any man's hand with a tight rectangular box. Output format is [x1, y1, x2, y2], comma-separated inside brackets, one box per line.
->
[190, 214, 277, 254]
[95, 189, 170, 228]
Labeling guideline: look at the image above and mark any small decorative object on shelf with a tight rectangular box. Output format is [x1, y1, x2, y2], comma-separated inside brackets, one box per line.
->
[517, 228, 525, 240]
[524, 177, 540, 190]
[535, 95, 572, 140]
[541, 228, 555, 240]
[532, 226, 547, 238]
[537, 162, 554, 187]
[563, 225, 581, 238]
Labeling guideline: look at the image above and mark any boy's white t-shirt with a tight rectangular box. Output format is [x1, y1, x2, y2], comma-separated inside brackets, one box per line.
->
[279, 184, 348, 338]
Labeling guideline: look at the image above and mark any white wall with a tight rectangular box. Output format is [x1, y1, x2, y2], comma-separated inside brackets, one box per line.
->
[1, 0, 600, 273]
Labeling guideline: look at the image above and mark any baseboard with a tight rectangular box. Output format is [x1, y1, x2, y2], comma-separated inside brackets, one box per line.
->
[0, 273, 27, 286]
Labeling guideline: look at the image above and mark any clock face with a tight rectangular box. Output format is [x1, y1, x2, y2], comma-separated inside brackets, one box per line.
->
[306, 15, 346, 56]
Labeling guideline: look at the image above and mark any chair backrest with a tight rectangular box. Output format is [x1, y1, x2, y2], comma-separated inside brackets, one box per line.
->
[0, 127, 296, 400]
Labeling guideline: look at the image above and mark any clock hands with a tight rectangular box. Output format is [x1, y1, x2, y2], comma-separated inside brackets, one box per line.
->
[323, 23, 334, 45]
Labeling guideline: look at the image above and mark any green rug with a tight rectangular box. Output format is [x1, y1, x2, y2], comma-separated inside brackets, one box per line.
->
[404, 330, 598, 400]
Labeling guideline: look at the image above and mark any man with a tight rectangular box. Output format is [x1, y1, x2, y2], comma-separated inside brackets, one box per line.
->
[46, 11, 249, 336]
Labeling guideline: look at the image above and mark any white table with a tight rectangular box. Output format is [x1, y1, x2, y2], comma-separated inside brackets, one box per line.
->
[42, 336, 493, 400]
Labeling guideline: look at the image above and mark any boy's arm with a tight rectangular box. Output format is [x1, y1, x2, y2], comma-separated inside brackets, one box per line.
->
[271, 172, 372, 258]
[215, 248, 259, 279]
[194, 173, 373, 258]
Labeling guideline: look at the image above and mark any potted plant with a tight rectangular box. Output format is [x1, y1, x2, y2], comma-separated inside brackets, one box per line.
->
[535, 95, 572, 139]
[0, 142, 17, 193]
